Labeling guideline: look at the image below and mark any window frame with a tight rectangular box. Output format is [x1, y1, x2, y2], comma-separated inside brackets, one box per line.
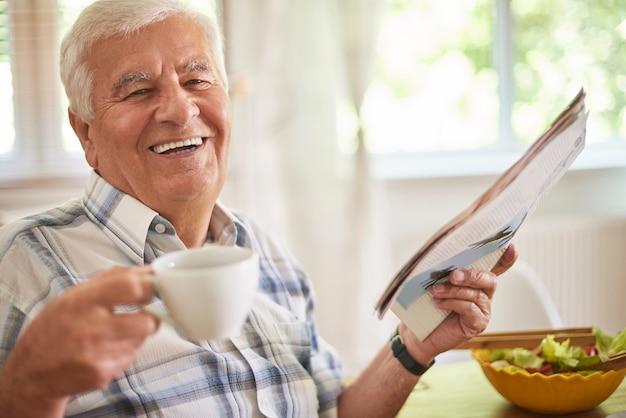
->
[364, 0, 626, 179]
[1, 0, 624, 183]
[0, 0, 89, 182]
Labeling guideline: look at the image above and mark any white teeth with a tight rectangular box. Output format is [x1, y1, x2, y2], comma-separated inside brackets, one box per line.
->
[153, 137, 203, 154]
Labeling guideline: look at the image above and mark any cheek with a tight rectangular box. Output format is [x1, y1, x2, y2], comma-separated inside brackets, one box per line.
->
[103, 104, 142, 132]
[203, 91, 231, 133]
[217, 98, 232, 129]
[86, 113, 143, 168]
[199, 99, 231, 158]
[99, 110, 147, 149]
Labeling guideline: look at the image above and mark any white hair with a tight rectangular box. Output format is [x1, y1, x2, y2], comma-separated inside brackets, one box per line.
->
[60, 0, 227, 122]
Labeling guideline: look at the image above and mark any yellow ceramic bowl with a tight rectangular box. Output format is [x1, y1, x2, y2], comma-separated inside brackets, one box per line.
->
[472, 348, 626, 414]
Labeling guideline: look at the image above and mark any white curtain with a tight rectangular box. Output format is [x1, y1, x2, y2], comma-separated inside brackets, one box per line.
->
[221, 0, 395, 375]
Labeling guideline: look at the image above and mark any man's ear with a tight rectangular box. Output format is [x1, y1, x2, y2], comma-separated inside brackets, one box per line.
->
[68, 109, 98, 169]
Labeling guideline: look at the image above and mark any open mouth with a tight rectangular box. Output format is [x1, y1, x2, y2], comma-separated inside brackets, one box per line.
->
[151, 137, 204, 155]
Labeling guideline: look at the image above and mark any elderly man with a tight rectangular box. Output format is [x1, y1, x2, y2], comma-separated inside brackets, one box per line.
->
[0, 0, 517, 416]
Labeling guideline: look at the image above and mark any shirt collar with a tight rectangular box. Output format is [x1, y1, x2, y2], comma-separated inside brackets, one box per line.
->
[83, 171, 159, 263]
[208, 200, 240, 246]
[82, 171, 244, 263]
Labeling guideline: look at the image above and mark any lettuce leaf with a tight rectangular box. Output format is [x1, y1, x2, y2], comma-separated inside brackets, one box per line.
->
[485, 325, 626, 374]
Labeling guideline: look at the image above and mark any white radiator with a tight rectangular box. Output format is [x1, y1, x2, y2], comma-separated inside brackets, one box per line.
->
[513, 216, 626, 335]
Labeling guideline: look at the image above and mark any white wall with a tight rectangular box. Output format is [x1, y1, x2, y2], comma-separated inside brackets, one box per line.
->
[0, 179, 85, 224]
[384, 166, 626, 335]
[385, 167, 626, 267]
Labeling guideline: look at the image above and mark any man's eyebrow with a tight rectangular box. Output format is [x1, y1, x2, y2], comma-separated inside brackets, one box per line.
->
[184, 60, 212, 74]
[112, 71, 151, 93]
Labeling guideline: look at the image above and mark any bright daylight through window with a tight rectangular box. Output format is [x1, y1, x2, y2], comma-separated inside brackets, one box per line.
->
[340, 0, 626, 177]
[1, 1, 625, 181]
[0, 0, 12, 155]
[0, 0, 215, 182]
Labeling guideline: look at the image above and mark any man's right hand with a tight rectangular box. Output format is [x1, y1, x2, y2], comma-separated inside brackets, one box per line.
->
[0, 265, 159, 417]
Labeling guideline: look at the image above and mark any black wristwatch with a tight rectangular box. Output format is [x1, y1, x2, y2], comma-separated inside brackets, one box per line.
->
[390, 326, 435, 376]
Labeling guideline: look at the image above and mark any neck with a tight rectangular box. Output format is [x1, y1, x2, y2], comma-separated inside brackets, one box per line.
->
[163, 204, 214, 249]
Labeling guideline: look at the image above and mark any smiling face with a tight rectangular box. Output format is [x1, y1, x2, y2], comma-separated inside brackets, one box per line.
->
[70, 14, 231, 218]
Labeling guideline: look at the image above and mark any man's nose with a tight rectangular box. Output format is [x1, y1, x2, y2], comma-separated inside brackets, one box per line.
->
[153, 85, 200, 126]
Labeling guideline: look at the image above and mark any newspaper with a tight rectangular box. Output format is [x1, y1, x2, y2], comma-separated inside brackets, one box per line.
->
[374, 88, 588, 341]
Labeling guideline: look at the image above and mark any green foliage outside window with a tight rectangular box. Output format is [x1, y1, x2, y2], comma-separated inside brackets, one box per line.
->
[512, 0, 626, 144]
[361, 0, 499, 154]
[0, 0, 7, 61]
[357, 0, 626, 155]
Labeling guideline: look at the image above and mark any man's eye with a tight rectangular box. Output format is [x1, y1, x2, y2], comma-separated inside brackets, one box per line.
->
[128, 88, 149, 97]
[186, 79, 204, 86]
[185, 79, 215, 88]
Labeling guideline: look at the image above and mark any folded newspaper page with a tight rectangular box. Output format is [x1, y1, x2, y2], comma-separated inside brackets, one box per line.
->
[375, 88, 587, 341]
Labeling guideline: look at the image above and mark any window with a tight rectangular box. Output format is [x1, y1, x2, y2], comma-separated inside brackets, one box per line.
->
[2, 1, 624, 181]
[352, 0, 626, 178]
[0, 0, 90, 182]
[363, 0, 499, 154]
[0, 0, 14, 155]
[0, 0, 218, 183]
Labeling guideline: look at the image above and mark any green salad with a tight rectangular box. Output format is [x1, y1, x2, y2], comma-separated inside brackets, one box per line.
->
[487, 326, 626, 375]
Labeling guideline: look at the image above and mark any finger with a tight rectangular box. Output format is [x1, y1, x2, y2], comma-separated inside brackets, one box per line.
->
[432, 284, 491, 304]
[447, 269, 497, 298]
[109, 311, 159, 339]
[432, 284, 492, 321]
[135, 265, 154, 274]
[491, 244, 518, 275]
[434, 299, 490, 335]
[77, 266, 156, 308]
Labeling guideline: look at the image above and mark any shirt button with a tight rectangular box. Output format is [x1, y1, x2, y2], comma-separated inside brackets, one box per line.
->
[155, 223, 166, 233]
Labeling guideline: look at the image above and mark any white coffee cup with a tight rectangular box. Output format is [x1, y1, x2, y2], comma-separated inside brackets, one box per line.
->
[148, 245, 259, 341]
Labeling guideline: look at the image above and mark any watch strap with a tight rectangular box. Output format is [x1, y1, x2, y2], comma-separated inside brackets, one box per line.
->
[390, 326, 435, 376]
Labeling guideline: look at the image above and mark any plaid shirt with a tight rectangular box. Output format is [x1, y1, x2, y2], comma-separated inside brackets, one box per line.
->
[0, 171, 342, 417]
